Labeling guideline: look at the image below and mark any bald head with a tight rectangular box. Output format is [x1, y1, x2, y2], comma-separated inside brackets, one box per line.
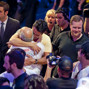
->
[19, 27, 33, 42]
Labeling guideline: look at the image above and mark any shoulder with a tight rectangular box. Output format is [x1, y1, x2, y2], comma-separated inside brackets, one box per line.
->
[37, 42, 45, 49]
[46, 78, 56, 84]
[54, 24, 60, 29]
[56, 31, 70, 39]
[83, 34, 89, 39]
[8, 17, 20, 24]
[42, 33, 51, 41]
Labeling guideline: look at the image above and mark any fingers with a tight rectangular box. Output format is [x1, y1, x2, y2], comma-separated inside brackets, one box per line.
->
[33, 46, 41, 54]
[26, 54, 30, 57]
[7, 42, 12, 48]
[24, 60, 29, 66]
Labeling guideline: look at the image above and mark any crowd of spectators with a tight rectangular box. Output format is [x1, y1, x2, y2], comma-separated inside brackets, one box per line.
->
[0, 0, 89, 89]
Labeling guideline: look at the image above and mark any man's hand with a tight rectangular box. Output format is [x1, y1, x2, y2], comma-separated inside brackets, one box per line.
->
[7, 41, 12, 48]
[30, 42, 41, 54]
[24, 54, 35, 66]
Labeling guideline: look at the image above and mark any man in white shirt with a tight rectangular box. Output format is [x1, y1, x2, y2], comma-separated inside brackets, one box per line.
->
[71, 41, 89, 80]
[0, 26, 45, 83]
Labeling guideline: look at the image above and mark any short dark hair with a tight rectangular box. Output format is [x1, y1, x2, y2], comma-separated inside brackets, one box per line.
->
[32, 19, 48, 33]
[70, 15, 84, 25]
[0, 1, 9, 12]
[6, 48, 26, 69]
[58, 56, 73, 72]
[55, 8, 69, 21]
[80, 41, 89, 59]
[24, 74, 48, 89]
[0, 77, 10, 86]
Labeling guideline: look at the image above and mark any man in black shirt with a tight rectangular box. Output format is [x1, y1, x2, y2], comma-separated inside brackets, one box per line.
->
[50, 8, 70, 42]
[52, 15, 89, 62]
[3, 48, 27, 89]
[52, 15, 89, 78]
[44, 56, 77, 89]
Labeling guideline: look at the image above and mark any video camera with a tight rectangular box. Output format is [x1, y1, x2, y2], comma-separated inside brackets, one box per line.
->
[46, 53, 61, 66]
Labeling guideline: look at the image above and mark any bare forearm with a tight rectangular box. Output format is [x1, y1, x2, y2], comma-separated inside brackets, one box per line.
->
[52, 0, 56, 9]
[37, 52, 50, 64]
[84, 18, 89, 34]
[59, 0, 65, 8]
[9, 38, 32, 47]
[79, 0, 85, 6]
[44, 66, 52, 81]
[37, 56, 47, 64]
[78, 0, 85, 10]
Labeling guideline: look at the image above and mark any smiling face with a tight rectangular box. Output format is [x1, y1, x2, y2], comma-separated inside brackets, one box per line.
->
[70, 20, 83, 39]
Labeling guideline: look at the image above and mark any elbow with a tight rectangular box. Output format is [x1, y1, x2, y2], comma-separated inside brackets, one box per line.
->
[9, 38, 17, 45]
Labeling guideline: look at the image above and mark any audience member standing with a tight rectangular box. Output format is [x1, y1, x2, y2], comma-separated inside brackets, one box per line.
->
[8, 19, 52, 77]
[3, 48, 27, 89]
[8, 27, 45, 75]
[50, 8, 70, 43]
[44, 56, 77, 89]
[72, 41, 89, 80]
[0, 27, 44, 83]
[45, 9, 55, 36]
[52, 15, 89, 62]
[0, 1, 20, 73]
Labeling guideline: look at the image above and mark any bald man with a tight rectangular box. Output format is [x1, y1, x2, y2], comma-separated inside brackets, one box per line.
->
[0, 27, 45, 83]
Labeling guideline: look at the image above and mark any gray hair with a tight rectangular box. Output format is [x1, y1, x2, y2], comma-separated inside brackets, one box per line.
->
[19, 29, 34, 42]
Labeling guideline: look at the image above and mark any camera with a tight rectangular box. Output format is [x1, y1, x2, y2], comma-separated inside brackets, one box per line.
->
[46, 53, 61, 66]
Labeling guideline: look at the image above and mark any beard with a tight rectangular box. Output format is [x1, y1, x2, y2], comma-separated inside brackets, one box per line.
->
[6, 66, 12, 73]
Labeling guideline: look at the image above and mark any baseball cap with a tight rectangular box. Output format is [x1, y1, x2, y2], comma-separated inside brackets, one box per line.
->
[58, 56, 73, 72]
[76, 77, 89, 89]
[76, 41, 89, 54]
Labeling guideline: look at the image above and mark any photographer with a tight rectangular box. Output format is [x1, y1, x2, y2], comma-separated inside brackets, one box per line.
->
[44, 55, 77, 89]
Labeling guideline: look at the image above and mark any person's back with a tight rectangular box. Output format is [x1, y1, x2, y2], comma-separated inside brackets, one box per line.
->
[45, 56, 78, 89]
[47, 78, 77, 89]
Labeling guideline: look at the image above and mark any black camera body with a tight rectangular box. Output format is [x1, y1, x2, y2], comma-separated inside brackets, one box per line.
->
[46, 53, 61, 66]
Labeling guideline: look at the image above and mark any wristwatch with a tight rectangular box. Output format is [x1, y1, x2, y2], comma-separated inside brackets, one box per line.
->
[35, 59, 38, 64]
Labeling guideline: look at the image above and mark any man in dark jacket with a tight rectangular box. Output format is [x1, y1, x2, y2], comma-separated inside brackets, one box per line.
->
[0, 1, 20, 73]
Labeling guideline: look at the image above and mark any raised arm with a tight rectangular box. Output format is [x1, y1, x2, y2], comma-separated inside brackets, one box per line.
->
[52, 0, 56, 9]
[8, 30, 33, 47]
[78, 0, 85, 10]
[8, 30, 41, 53]
[58, 0, 65, 8]
[84, 18, 89, 36]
